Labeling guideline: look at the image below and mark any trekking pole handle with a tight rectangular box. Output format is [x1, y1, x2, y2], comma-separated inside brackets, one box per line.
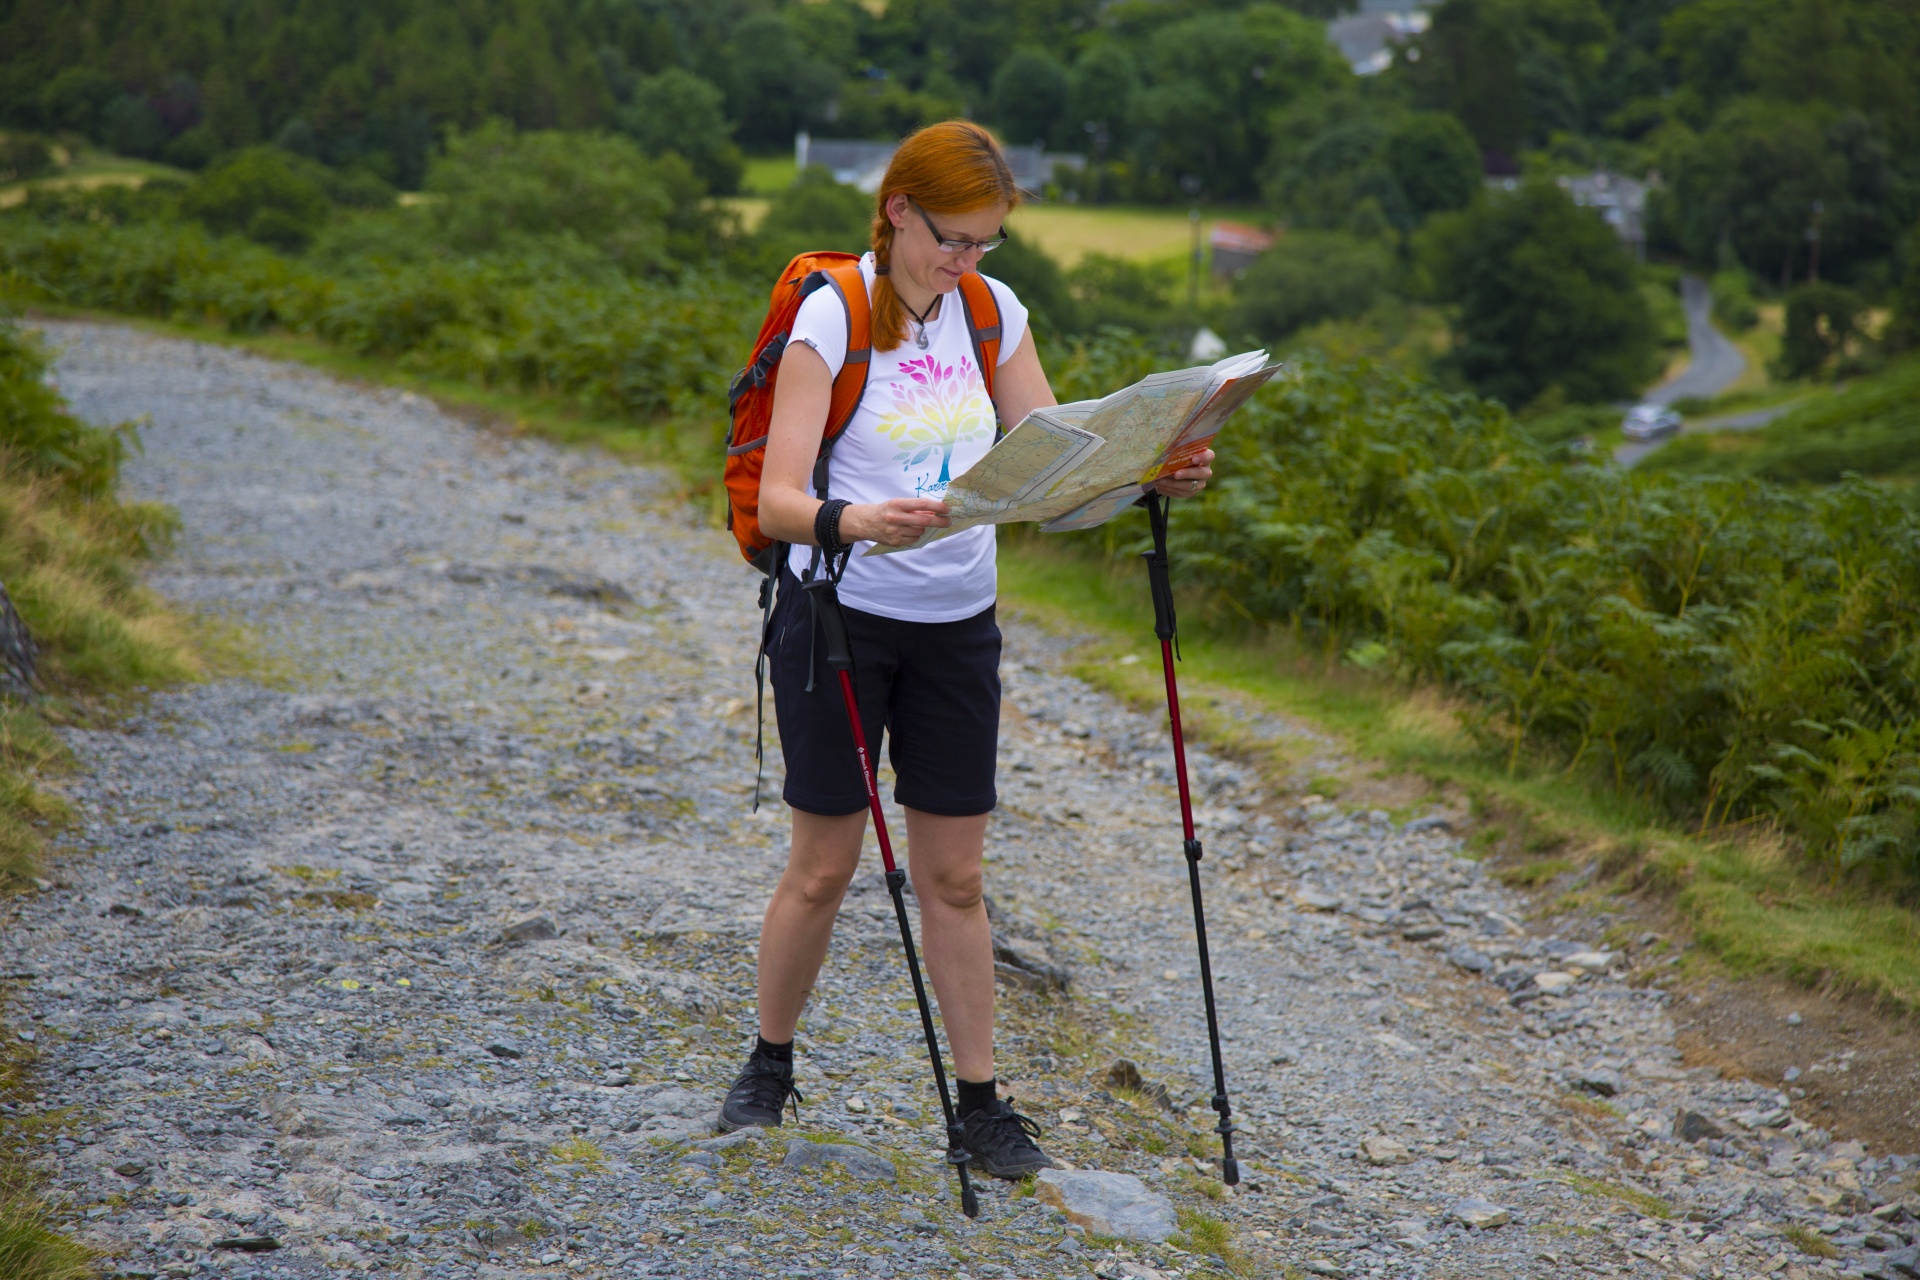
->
[806, 578, 855, 671]
[1141, 492, 1177, 643]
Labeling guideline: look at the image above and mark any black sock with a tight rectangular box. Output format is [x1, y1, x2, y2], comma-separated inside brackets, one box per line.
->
[957, 1076, 997, 1118]
[755, 1035, 793, 1065]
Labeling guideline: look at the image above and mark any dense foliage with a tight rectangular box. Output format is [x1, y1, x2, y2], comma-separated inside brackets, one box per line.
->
[1169, 356, 1920, 886]
[1419, 179, 1656, 408]
[3, 156, 754, 427]
[1649, 356, 1920, 486]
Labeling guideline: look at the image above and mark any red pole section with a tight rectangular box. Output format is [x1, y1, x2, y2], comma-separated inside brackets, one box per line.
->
[835, 668, 897, 876]
[1161, 637, 1197, 843]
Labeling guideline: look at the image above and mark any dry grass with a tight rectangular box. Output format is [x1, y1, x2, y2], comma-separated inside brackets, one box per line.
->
[1007, 205, 1252, 268]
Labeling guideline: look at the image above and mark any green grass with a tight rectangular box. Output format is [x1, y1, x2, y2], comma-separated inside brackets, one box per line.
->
[1006, 204, 1262, 270]
[1565, 1174, 1673, 1219]
[994, 535, 1920, 1014]
[1172, 1206, 1252, 1277]
[1648, 354, 1920, 484]
[1784, 1224, 1840, 1259]
[0, 147, 189, 210]
[742, 154, 799, 197]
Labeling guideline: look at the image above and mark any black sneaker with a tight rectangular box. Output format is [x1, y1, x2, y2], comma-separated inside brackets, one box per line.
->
[718, 1051, 802, 1132]
[959, 1098, 1055, 1178]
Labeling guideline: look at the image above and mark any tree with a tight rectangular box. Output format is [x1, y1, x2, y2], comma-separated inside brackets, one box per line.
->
[1229, 232, 1393, 342]
[1422, 179, 1656, 407]
[621, 69, 742, 196]
[1068, 43, 1137, 146]
[989, 49, 1070, 150]
[425, 122, 700, 276]
[743, 164, 873, 276]
[1383, 112, 1481, 219]
[1129, 4, 1347, 200]
[1887, 222, 1920, 354]
[979, 230, 1077, 336]
[1773, 283, 1864, 380]
[1402, 0, 1526, 160]
[725, 12, 838, 150]
[1652, 100, 1900, 287]
[179, 147, 332, 252]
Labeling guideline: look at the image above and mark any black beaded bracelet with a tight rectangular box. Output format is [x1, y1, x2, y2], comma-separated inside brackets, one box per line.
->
[814, 498, 852, 557]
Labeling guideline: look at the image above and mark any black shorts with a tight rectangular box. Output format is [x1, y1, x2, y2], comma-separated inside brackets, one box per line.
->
[769, 568, 1001, 818]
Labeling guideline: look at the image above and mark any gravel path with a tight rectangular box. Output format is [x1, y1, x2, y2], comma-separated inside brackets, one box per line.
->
[15, 320, 1917, 1280]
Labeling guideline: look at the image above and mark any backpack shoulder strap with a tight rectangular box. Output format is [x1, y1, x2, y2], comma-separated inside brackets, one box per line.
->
[820, 263, 873, 451]
[957, 272, 1005, 437]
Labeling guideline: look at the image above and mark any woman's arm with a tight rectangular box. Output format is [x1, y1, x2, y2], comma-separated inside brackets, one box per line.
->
[991, 331, 1215, 498]
[988, 331, 1058, 427]
[759, 343, 953, 548]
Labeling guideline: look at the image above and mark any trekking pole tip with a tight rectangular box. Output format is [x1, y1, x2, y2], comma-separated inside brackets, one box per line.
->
[961, 1178, 980, 1218]
[1222, 1156, 1241, 1186]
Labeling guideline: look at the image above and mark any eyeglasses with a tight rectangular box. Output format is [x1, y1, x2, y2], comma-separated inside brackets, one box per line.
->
[913, 203, 1006, 255]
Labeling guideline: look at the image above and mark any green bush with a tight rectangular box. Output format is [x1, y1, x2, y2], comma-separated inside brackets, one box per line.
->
[1229, 232, 1391, 343]
[744, 165, 871, 276]
[1649, 355, 1920, 485]
[619, 69, 743, 197]
[1166, 351, 1920, 884]
[1420, 180, 1657, 407]
[980, 231, 1077, 338]
[0, 135, 52, 185]
[1066, 253, 1176, 334]
[179, 147, 331, 251]
[1774, 282, 1865, 380]
[0, 217, 756, 426]
[426, 122, 719, 278]
[1710, 268, 1758, 332]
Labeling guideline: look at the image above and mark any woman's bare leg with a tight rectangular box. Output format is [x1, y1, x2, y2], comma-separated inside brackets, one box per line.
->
[756, 809, 865, 1042]
[903, 808, 994, 1082]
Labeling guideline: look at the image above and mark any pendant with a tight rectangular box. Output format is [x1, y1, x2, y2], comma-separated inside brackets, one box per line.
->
[915, 326, 929, 350]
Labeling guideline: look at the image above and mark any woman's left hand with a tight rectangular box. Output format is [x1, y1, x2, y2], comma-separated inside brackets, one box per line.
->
[1151, 448, 1215, 498]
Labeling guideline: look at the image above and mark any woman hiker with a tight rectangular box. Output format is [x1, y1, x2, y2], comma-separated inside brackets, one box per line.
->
[718, 120, 1215, 1178]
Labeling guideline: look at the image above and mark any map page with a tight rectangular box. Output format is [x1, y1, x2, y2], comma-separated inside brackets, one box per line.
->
[868, 349, 1284, 555]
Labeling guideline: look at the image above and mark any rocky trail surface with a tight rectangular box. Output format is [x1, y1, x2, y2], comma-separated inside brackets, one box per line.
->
[14, 319, 1918, 1280]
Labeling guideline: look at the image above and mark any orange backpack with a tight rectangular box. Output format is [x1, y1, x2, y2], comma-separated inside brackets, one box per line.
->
[723, 251, 1006, 577]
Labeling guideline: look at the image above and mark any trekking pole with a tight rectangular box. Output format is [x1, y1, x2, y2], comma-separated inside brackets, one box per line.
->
[806, 575, 980, 1219]
[1140, 491, 1240, 1186]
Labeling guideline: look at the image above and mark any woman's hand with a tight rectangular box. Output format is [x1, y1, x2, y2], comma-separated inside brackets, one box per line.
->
[841, 497, 952, 547]
[1151, 447, 1216, 499]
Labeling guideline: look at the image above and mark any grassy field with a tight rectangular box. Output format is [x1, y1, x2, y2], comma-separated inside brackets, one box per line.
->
[41, 300, 1919, 1017]
[1007, 205, 1262, 270]
[0, 149, 188, 210]
[721, 190, 1240, 271]
[742, 154, 798, 197]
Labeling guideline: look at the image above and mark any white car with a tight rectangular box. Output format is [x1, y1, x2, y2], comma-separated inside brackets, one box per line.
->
[1621, 403, 1682, 441]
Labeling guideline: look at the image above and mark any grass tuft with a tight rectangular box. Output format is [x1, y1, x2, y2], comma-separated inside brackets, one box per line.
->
[1172, 1206, 1253, 1277]
[1566, 1174, 1672, 1219]
[1784, 1224, 1839, 1259]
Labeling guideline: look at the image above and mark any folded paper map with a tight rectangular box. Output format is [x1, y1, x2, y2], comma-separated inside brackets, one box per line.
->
[869, 349, 1287, 555]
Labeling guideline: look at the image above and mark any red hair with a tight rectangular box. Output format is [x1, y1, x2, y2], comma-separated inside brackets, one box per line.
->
[870, 121, 1021, 353]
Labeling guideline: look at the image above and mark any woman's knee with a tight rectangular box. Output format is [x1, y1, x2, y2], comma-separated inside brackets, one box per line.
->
[917, 863, 984, 912]
[785, 862, 856, 910]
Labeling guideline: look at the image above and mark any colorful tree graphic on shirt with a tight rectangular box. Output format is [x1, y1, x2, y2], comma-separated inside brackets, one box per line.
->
[875, 354, 994, 487]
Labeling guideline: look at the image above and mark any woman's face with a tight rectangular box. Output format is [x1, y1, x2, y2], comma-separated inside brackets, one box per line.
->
[885, 193, 1012, 294]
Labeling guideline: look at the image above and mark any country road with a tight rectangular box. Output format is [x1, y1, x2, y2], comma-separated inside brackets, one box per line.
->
[1615, 276, 1793, 470]
[14, 320, 1910, 1280]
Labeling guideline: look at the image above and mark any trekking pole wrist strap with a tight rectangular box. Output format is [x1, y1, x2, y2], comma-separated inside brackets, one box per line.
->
[814, 498, 853, 559]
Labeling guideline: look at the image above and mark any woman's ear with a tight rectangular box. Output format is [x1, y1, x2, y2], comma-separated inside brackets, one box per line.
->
[884, 192, 911, 231]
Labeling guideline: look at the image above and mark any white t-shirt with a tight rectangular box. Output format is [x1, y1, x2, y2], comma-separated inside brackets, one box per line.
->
[785, 253, 1029, 623]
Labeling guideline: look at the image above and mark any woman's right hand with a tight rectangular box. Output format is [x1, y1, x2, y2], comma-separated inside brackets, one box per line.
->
[841, 497, 952, 547]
